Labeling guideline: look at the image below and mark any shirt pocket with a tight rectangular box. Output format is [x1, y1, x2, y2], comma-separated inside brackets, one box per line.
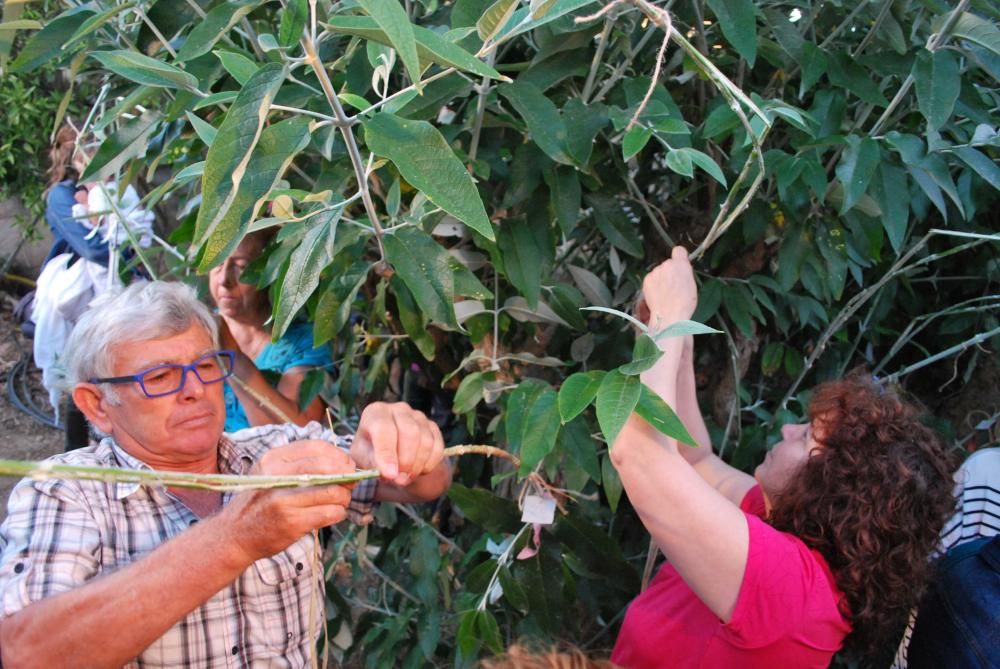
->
[249, 536, 319, 656]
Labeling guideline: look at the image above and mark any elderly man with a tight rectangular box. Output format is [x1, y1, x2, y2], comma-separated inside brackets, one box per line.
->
[0, 281, 452, 668]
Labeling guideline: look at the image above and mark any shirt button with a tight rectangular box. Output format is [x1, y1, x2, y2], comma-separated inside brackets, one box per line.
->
[287, 633, 294, 640]
[13, 562, 24, 574]
[295, 562, 304, 573]
[189, 519, 198, 526]
[231, 646, 238, 655]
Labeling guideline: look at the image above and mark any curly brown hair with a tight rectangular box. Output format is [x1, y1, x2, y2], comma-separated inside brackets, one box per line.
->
[768, 375, 957, 661]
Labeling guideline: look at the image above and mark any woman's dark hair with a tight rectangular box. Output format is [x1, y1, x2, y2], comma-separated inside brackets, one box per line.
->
[769, 375, 957, 661]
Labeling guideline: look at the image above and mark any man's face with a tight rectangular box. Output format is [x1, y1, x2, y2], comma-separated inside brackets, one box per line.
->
[754, 420, 824, 503]
[92, 324, 226, 470]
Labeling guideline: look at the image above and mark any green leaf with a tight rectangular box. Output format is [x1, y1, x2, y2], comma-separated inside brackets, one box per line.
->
[365, 113, 494, 241]
[448, 484, 522, 533]
[497, 0, 598, 42]
[602, 455, 623, 512]
[585, 192, 643, 258]
[0, 19, 41, 30]
[90, 50, 200, 91]
[944, 11, 1000, 57]
[185, 111, 217, 146]
[953, 146, 1000, 191]
[298, 369, 326, 411]
[325, 16, 501, 79]
[476, 610, 504, 655]
[194, 63, 287, 251]
[499, 81, 573, 165]
[622, 127, 652, 160]
[834, 136, 880, 214]
[665, 148, 693, 177]
[497, 215, 550, 308]
[274, 213, 339, 339]
[678, 147, 727, 186]
[870, 163, 909, 254]
[178, 0, 263, 62]
[596, 369, 641, 448]
[215, 50, 260, 85]
[456, 611, 479, 659]
[194, 90, 239, 109]
[562, 99, 608, 166]
[913, 49, 960, 130]
[384, 226, 459, 329]
[635, 384, 697, 447]
[544, 165, 581, 236]
[559, 416, 601, 481]
[619, 334, 664, 375]
[81, 111, 162, 183]
[10, 7, 94, 73]
[314, 257, 368, 346]
[705, 0, 757, 66]
[66, 2, 136, 47]
[761, 342, 784, 376]
[477, 0, 519, 42]
[453, 372, 486, 414]
[390, 276, 436, 360]
[652, 319, 724, 341]
[558, 371, 605, 423]
[798, 42, 827, 98]
[519, 388, 561, 473]
[826, 53, 889, 106]
[358, 0, 423, 93]
[278, 0, 308, 48]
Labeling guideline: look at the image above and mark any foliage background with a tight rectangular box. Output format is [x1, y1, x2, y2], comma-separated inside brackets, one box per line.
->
[3, 0, 999, 665]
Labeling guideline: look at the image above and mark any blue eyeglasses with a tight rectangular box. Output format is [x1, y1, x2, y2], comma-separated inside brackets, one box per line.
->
[89, 350, 236, 398]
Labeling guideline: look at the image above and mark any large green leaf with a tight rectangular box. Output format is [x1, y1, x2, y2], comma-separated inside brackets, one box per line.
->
[358, 0, 423, 92]
[448, 484, 521, 534]
[274, 213, 338, 339]
[477, 0, 519, 43]
[499, 81, 573, 165]
[365, 113, 494, 241]
[391, 276, 436, 360]
[383, 227, 459, 330]
[943, 11, 1000, 57]
[496, 0, 597, 42]
[10, 7, 94, 73]
[595, 369, 641, 448]
[913, 49, 960, 131]
[193, 63, 287, 250]
[497, 214, 551, 308]
[870, 163, 909, 254]
[602, 455, 623, 512]
[90, 50, 201, 91]
[826, 53, 889, 106]
[834, 136, 880, 214]
[562, 99, 608, 166]
[277, 0, 307, 47]
[518, 388, 561, 473]
[324, 16, 501, 79]
[177, 0, 264, 62]
[558, 371, 605, 423]
[314, 257, 369, 346]
[66, 2, 137, 48]
[619, 334, 664, 375]
[544, 165, 581, 236]
[198, 117, 312, 270]
[705, 0, 757, 66]
[81, 111, 163, 183]
[215, 50, 260, 85]
[954, 146, 1000, 191]
[635, 384, 697, 447]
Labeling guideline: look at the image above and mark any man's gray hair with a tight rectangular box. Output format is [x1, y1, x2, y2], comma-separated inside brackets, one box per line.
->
[63, 281, 219, 392]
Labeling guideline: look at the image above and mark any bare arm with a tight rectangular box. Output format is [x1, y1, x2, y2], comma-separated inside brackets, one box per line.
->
[0, 442, 354, 668]
[612, 247, 750, 622]
[671, 337, 756, 505]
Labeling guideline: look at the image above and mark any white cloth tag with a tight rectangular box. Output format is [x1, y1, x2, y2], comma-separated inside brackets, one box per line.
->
[521, 495, 556, 525]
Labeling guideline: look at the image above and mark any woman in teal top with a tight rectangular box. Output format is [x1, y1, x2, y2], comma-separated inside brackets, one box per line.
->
[209, 230, 331, 432]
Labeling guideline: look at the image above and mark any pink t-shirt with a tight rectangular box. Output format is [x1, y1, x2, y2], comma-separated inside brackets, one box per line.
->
[611, 486, 851, 668]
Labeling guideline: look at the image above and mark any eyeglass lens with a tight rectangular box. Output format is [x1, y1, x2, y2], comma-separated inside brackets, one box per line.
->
[139, 352, 234, 396]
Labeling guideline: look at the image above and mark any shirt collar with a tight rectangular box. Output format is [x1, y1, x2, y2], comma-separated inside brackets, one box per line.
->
[105, 437, 254, 500]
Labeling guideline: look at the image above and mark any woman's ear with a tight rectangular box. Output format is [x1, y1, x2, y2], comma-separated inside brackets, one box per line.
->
[72, 384, 114, 434]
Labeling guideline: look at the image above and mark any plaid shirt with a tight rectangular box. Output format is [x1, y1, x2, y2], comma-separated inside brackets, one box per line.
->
[0, 421, 377, 668]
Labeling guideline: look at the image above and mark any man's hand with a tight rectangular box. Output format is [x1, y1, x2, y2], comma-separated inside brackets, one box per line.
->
[351, 402, 446, 488]
[641, 246, 698, 331]
[223, 440, 356, 562]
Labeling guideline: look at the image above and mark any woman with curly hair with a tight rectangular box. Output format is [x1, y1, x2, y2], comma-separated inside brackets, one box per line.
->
[609, 247, 957, 668]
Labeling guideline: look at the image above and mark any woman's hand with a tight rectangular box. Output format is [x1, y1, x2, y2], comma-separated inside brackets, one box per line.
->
[641, 246, 698, 331]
